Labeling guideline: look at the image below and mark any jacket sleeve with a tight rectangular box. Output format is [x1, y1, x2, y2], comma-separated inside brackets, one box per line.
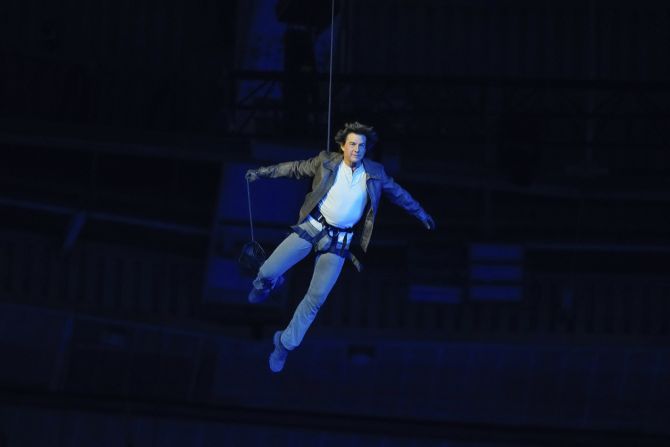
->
[256, 152, 324, 180]
[380, 169, 429, 222]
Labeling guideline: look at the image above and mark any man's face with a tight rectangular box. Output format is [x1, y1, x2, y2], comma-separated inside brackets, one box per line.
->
[340, 133, 367, 167]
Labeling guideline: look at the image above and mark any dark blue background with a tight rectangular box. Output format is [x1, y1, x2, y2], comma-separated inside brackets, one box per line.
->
[1, 0, 669, 446]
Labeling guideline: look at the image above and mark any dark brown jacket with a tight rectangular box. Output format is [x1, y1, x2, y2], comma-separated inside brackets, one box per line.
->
[256, 151, 430, 271]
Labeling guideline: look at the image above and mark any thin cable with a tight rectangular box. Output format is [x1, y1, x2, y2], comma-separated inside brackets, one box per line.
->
[246, 178, 255, 242]
[326, 0, 336, 151]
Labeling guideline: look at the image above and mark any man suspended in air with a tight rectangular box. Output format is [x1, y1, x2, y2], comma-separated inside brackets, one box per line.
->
[245, 122, 436, 373]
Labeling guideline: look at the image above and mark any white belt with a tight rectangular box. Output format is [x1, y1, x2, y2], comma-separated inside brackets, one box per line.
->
[307, 214, 324, 231]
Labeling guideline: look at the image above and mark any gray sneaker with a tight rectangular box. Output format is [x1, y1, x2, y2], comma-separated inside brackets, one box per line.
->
[269, 330, 289, 373]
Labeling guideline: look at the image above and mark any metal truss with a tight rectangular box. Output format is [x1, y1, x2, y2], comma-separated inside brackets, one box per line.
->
[224, 70, 670, 180]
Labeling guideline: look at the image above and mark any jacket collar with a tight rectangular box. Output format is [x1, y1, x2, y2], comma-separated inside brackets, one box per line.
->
[323, 151, 382, 179]
[362, 158, 383, 179]
[323, 151, 343, 171]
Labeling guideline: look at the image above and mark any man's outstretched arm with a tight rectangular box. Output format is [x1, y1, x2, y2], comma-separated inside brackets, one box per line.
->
[246, 152, 324, 182]
[381, 170, 436, 230]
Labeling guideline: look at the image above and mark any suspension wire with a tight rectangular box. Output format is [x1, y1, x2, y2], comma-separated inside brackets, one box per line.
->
[326, 0, 336, 151]
[246, 177, 254, 242]
[246, 0, 336, 245]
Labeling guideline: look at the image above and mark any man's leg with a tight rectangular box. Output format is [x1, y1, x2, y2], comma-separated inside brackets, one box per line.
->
[249, 232, 312, 303]
[280, 251, 345, 350]
[270, 251, 345, 372]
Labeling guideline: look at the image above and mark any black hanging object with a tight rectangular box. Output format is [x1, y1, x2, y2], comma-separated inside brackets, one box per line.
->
[238, 240, 266, 277]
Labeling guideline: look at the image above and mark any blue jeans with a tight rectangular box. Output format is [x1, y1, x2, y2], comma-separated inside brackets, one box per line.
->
[252, 220, 347, 350]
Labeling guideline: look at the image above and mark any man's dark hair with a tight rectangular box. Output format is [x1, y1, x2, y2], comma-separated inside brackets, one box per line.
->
[334, 121, 379, 149]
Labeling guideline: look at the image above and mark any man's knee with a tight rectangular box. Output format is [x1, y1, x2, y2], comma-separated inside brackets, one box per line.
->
[303, 289, 329, 312]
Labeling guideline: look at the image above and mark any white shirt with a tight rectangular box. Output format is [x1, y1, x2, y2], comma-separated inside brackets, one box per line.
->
[317, 161, 368, 229]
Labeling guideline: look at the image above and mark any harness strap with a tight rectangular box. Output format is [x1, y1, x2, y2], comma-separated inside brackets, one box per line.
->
[292, 209, 354, 258]
[309, 208, 353, 233]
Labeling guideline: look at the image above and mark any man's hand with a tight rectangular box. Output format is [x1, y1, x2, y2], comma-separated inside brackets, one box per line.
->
[422, 213, 436, 230]
[245, 169, 260, 182]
